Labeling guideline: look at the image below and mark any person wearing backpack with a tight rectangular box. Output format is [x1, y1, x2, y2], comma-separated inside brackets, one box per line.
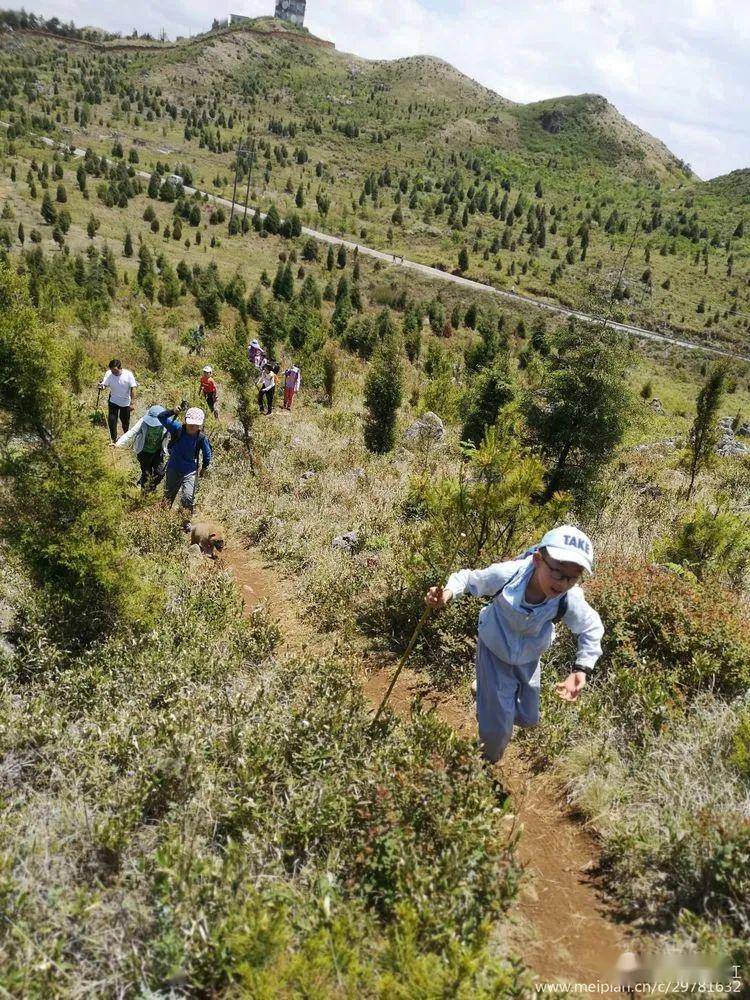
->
[425, 525, 604, 763]
[157, 404, 212, 526]
[248, 339, 266, 370]
[114, 404, 170, 490]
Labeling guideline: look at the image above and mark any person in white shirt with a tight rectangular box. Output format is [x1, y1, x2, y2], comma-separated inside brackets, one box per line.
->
[256, 365, 277, 414]
[99, 359, 138, 442]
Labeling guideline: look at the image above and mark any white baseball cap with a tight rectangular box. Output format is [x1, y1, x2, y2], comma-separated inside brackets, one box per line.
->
[539, 525, 594, 573]
[185, 407, 205, 427]
[202, 366, 213, 374]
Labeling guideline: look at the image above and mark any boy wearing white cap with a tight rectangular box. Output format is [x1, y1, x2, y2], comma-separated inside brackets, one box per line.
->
[425, 525, 603, 763]
[157, 404, 212, 525]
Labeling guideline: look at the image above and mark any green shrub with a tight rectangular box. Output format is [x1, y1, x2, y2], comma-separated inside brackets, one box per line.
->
[132, 309, 163, 372]
[655, 504, 750, 587]
[3, 423, 151, 652]
[363, 326, 404, 453]
[538, 565, 750, 755]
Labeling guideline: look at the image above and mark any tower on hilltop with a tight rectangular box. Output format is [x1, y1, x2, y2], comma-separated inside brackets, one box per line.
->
[274, 0, 306, 27]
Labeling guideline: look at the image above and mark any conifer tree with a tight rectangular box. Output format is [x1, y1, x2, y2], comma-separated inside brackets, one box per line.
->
[364, 321, 404, 453]
[0, 263, 146, 647]
[529, 321, 632, 505]
[461, 353, 515, 447]
[40, 192, 56, 224]
[685, 362, 728, 498]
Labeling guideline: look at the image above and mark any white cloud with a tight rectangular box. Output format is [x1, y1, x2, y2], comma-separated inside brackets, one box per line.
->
[32, 0, 750, 178]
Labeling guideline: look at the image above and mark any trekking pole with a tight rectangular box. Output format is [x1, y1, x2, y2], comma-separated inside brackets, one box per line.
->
[371, 531, 466, 727]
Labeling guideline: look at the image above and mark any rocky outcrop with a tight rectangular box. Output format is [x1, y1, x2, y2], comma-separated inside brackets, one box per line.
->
[716, 417, 750, 457]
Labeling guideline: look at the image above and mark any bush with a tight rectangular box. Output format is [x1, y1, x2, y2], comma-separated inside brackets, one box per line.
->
[132, 309, 163, 372]
[542, 565, 750, 745]
[655, 504, 750, 587]
[3, 425, 150, 651]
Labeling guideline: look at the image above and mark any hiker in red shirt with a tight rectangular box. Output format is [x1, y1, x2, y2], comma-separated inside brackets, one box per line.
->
[283, 363, 301, 411]
[199, 366, 220, 419]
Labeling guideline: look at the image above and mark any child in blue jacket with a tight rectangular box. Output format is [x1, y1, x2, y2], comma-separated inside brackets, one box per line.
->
[157, 405, 212, 528]
[425, 525, 603, 762]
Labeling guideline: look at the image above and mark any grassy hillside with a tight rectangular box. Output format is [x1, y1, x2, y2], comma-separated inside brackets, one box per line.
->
[0, 12, 748, 993]
[0, 17, 747, 352]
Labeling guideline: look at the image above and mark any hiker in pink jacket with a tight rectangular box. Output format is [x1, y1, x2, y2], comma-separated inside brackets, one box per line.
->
[283, 363, 301, 411]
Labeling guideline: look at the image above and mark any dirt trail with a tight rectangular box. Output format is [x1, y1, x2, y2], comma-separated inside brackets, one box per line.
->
[220, 541, 634, 987]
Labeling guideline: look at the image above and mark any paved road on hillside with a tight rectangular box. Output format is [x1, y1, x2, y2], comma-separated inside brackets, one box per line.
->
[17, 126, 750, 363]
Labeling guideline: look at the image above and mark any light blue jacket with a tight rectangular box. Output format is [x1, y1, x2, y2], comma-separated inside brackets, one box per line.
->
[445, 556, 604, 670]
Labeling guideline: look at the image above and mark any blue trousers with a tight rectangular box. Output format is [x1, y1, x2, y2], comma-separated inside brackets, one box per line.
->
[475, 638, 541, 762]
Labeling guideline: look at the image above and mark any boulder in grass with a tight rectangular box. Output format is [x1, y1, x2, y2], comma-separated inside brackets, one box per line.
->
[405, 411, 445, 445]
[716, 429, 750, 457]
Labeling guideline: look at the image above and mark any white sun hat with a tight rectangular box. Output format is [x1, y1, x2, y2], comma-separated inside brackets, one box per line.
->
[202, 366, 213, 374]
[185, 407, 205, 427]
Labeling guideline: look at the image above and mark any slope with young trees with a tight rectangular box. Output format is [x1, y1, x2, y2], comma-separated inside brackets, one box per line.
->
[0, 15, 747, 351]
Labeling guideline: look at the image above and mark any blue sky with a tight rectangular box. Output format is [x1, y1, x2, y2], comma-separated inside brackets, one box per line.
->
[35, 0, 750, 179]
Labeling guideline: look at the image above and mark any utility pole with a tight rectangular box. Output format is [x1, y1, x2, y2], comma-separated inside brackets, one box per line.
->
[228, 136, 255, 234]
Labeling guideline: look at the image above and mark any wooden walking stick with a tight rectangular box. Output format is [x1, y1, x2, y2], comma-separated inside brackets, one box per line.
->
[371, 532, 466, 726]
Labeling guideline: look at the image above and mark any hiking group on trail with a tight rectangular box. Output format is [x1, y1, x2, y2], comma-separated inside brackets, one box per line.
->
[115, 398, 212, 524]
[107, 332, 301, 529]
[426, 525, 603, 763]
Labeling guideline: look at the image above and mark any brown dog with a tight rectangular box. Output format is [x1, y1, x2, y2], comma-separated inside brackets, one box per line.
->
[190, 521, 225, 559]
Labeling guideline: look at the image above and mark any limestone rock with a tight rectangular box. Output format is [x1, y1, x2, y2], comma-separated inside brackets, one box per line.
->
[716, 427, 750, 457]
[405, 411, 445, 445]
